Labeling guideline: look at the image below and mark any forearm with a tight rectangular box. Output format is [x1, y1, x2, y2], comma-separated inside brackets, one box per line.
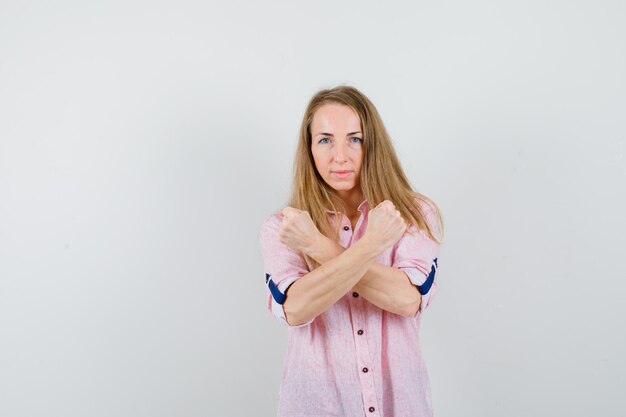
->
[356, 265, 422, 316]
[282, 238, 381, 326]
[306, 236, 421, 317]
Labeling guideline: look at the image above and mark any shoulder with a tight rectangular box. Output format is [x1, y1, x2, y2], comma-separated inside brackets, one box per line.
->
[411, 195, 435, 214]
[259, 210, 286, 237]
[410, 195, 442, 237]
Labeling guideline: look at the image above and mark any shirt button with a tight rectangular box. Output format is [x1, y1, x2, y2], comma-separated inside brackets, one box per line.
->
[357, 329, 363, 335]
[352, 292, 359, 297]
[343, 226, 349, 231]
[362, 367, 368, 373]
[369, 406, 375, 412]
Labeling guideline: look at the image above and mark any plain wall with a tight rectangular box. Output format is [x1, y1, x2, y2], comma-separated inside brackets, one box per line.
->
[1, 0, 625, 416]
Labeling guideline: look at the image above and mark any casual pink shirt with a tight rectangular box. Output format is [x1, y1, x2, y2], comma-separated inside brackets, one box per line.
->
[259, 198, 441, 417]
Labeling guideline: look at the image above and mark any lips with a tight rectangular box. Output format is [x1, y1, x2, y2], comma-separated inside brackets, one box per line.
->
[332, 170, 353, 178]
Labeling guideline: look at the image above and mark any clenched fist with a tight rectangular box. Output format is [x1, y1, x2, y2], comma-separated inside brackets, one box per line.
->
[279, 207, 323, 253]
[362, 200, 407, 253]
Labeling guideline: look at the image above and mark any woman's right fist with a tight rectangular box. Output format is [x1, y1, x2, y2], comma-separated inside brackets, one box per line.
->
[362, 200, 407, 253]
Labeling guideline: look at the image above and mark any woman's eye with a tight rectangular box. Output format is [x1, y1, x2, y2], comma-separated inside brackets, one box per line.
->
[318, 137, 361, 144]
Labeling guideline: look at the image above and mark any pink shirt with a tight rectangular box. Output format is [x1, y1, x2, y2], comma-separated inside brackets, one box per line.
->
[259, 198, 441, 417]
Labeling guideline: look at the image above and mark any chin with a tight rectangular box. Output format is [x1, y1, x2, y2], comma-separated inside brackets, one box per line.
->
[329, 182, 356, 190]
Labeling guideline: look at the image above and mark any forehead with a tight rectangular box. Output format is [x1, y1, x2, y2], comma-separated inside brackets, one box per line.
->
[311, 103, 361, 133]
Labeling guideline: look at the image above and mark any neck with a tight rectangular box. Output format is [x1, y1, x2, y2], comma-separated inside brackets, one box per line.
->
[336, 189, 365, 216]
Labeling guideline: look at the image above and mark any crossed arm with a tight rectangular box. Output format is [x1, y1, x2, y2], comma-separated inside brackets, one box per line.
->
[305, 234, 422, 317]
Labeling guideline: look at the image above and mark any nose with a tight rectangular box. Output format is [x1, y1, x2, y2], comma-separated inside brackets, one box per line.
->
[334, 144, 347, 163]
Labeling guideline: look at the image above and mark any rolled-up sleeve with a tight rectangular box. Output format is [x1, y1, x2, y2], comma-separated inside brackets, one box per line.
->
[259, 214, 314, 328]
[391, 202, 442, 317]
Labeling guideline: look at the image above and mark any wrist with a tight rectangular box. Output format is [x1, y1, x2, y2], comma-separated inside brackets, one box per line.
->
[305, 233, 345, 264]
[302, 232, 327, 258]
[353, 236, 383, 262]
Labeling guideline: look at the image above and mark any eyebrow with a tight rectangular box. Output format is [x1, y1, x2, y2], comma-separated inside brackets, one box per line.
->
[315, 131, 362, 137]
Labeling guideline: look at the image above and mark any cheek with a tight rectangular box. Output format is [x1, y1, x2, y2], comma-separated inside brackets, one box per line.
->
[355, 151, 364, 169]
[318, 162, 330, 175]
[311, 152, 327, 174]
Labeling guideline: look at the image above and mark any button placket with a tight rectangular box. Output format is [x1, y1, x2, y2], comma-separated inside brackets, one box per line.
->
[350, 299, 380, 416]
[346, 213, 360, 246]
[343, 206, 380, 415]
[341, 217, 353, 247]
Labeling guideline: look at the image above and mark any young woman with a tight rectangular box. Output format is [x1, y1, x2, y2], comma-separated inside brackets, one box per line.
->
[259, 85, 444, 417]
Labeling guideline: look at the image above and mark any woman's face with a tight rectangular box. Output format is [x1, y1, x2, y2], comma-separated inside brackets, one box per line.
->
[310, 103, 364, 196]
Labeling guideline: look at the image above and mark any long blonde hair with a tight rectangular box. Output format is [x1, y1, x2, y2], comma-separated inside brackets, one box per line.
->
[280, 85, 444, 270]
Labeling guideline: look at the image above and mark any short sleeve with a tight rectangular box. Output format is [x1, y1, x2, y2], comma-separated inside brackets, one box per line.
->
[391, 202, 441, 317]
[258, 213, 314, 328]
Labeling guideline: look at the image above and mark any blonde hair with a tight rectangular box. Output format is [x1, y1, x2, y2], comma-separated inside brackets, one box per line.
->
[280, 85, 444, 270]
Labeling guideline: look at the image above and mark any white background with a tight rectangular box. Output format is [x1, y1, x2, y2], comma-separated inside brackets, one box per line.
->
[1, 1, 625, 416]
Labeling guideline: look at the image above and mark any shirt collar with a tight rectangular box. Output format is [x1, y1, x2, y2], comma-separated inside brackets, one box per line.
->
[325, 199, 369, 215]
